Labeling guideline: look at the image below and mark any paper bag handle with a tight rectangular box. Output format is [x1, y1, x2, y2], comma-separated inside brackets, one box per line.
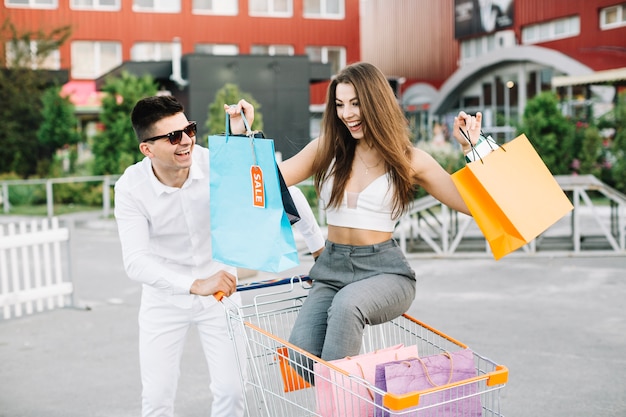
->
[459, 129, 505, 164]
[225, 108, 253, 138]
[402, 351, 454, 387]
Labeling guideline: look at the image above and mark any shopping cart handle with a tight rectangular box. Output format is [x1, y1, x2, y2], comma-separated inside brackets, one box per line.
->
[213, 275, 311, 301]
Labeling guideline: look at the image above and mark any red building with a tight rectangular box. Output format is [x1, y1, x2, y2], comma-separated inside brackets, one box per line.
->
[2, 0, 360, 156]
[4, 0, 626, 144]
[361, 0, 626, 141]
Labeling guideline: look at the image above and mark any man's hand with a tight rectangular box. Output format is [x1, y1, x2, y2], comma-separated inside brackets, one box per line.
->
[312, 247, 324, 261]
[224, 99, 255, 135]
[190, 270, 237, 297]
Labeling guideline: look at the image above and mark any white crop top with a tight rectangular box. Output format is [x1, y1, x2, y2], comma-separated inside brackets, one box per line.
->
[320, 173, 398, 232]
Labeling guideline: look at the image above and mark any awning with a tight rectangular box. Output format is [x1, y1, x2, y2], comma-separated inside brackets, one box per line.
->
[60, 80, 104, 113]
[552, 67, 626, 87]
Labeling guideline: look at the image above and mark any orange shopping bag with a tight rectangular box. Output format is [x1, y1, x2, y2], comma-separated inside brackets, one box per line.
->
[451, 134, 573, 260]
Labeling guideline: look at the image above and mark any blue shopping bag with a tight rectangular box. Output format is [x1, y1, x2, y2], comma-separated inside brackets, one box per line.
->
[208, 120, 299, 273]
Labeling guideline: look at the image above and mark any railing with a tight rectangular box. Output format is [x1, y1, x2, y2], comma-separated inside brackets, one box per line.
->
[0, 217, 74, 319]
[0, 175, 119, 218]
[2, 174, 624, 258]
[396, 175, 626, 257]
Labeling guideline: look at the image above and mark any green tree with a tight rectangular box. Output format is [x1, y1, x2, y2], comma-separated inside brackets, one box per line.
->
[37, 86, 82, 173]
[206, 83, 263, 138]
[518, 91, 574, 175]
[91, 71, 159, 175]
[0, 19, 72, 177]
[577, 125, 603, 177]
[609, 92, 626, 193]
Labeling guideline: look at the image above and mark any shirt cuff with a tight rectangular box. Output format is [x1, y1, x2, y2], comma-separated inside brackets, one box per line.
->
[302, 231, 326, 255]
[171, 274, 198, 296]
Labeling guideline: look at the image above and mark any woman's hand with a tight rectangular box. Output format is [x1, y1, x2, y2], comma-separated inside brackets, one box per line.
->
[452, 111, 482, 154]
[224, 99, 255, 135]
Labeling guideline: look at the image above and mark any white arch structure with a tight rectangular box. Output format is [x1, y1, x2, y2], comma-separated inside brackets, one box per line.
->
[430, 45, 593, 116]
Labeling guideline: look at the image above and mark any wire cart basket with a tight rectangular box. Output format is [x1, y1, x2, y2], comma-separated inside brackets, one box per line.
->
[223, 276, 508, 417]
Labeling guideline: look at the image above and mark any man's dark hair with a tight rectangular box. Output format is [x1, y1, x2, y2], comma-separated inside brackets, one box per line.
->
[131, 95, 185, 143]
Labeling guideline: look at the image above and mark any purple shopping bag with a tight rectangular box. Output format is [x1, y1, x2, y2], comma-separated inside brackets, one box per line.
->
[314, 344, 419, 417]
[374, 349, 481, 417]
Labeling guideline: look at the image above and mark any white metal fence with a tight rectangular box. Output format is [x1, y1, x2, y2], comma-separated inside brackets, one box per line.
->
[0, 217, 74, 319]
[0, 175, 119, 218]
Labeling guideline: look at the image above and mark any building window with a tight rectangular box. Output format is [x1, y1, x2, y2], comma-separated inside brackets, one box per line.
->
[131, 42, 174, 61]
[5, 40, 60, 69]
[71, 40, 121, 79]
[521, 16, 580, 44]
[306, 45, 345, 75]
[195, 43, 239, 55]
[5, 0, 57, 8]
[193, 0, 237, 15]
[132, 0, 180, 13]
[600, 3, 626, 29]
[303, 0, 344, 19]
[249, 0, 292, 17]
[251, 44, 294, 56]
[70, 0, 119, 10]
[459, 30, 514, 65]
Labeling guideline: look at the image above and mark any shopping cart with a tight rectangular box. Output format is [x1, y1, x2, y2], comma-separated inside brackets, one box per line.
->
[222, 276, 508, 417]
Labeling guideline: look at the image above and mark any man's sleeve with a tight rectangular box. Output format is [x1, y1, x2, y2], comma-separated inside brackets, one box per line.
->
[288, 186, 325, 255]
[114, 183, 196, 295]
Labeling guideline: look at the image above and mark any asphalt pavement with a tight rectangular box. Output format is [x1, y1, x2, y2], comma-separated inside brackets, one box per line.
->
[0, 216, 625, 417]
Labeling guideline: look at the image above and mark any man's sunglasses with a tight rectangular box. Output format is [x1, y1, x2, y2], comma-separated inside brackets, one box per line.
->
[142, 122, 197, 145]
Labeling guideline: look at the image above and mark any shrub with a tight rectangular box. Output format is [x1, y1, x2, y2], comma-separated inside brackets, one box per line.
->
[518, 92, 575, 175]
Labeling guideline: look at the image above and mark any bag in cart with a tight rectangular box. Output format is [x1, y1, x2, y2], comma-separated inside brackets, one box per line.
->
[374, 348, 481, 417]
[314, 344, 419, 417]
[222, 277, 509, 417]
[209, 114, 299, 273]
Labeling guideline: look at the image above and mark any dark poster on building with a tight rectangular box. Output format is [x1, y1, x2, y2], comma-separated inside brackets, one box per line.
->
[454, 0, 514, 39]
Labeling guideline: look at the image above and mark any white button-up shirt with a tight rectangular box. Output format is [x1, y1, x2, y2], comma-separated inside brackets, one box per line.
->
[114, 145, 324, 309]
[115, 145, 228, 308]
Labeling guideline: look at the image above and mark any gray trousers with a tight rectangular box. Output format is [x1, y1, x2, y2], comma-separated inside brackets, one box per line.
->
[288, 239, 416, 371]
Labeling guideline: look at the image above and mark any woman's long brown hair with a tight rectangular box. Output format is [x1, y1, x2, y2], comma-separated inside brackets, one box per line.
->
[313, 62, 416, 218]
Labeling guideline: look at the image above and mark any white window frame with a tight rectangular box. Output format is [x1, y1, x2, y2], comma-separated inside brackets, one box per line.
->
[131, 42, 174, 61]
[248, 0, 293, 18]
[70, 0, 120, 11]
[600, 3, 626, 30]
[306, 45, 346, 75]
[5, 40, 61, 70]
[192, 0, 238, 15]
[71, 40, 122, 79]
[5, 0, 57, 9]
[303, 0, 344, 20]
[521, 16, 580, 45]
[251, 44, 294, 56]
[459, 33, 506, 66]
[132, 0, 180, 13]
[195, 43, 239, 55]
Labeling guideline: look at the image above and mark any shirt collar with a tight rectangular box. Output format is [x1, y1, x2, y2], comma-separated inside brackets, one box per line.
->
[146, 155, 205, 195]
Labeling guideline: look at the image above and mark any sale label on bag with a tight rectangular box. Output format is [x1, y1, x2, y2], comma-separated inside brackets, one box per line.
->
[251, 165, 265, 208]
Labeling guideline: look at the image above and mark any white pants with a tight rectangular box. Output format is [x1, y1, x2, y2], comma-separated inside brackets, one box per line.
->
[138, 291, 245, 417]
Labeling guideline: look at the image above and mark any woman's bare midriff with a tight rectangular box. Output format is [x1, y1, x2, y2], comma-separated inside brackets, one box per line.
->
[327, 225, 393, 246]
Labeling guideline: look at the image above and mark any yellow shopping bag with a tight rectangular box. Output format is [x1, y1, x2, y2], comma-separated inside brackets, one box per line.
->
[451, 134, 573, 260]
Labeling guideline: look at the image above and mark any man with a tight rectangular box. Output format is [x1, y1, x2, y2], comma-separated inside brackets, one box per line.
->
[114, 95, 323, 417]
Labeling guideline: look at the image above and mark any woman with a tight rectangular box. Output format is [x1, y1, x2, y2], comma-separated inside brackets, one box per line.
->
[228, 61, 482, 370]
